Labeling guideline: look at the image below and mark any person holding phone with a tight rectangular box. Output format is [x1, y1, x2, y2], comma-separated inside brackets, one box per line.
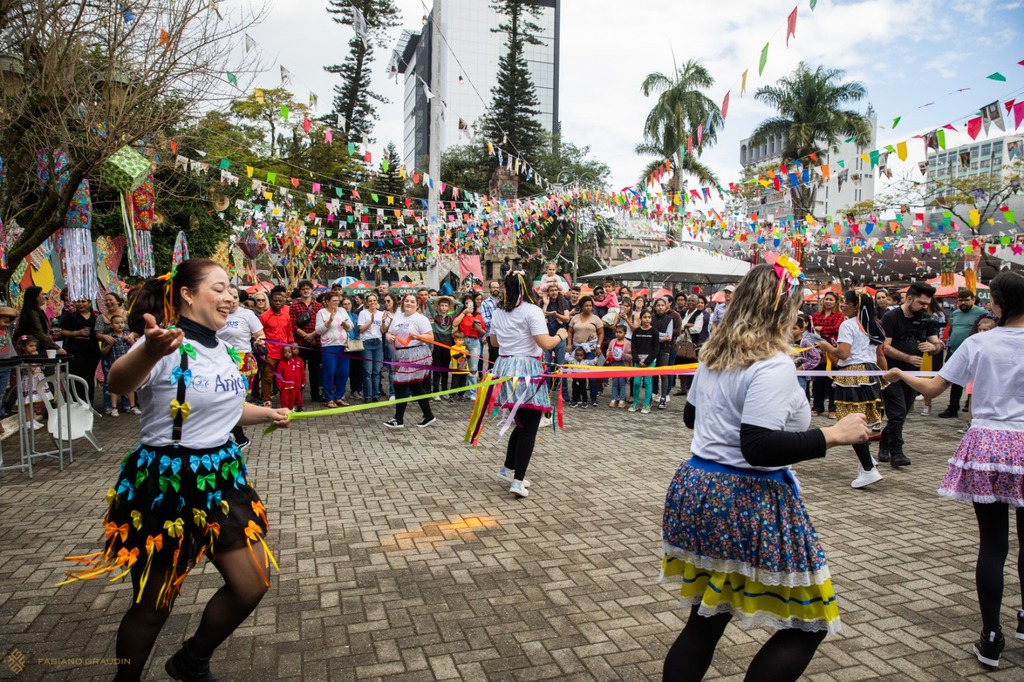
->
[453, 295, 485, 399]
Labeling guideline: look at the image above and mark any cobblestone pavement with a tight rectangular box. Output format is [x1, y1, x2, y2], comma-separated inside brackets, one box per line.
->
[1, 393, 1021, 681]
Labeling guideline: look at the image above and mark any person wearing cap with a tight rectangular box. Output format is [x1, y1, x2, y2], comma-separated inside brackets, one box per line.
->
[426, 294, 463, 399]
[710, 285, 735, 335]
[0, 305, 17, 415]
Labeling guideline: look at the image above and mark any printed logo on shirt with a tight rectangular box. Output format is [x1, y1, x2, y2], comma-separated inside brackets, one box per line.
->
[190, 374, 247, 395]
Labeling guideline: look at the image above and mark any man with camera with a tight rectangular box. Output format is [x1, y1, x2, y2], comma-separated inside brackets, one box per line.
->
[879, 281, 944, 466]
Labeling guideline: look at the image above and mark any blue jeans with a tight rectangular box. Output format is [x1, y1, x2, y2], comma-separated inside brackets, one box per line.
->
[382, 341, 396, 398]
[362, 339, 383, 399]
[321, 346, 350, 401]
[464, 336, 481, 398]
[101, 357, 128, 412]
[543, 338, 570, 399]
[611, 363, 627, 401]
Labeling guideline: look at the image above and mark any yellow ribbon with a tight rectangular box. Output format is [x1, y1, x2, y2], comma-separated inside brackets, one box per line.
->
[169, 399, 190, 420]
[130, 510, 143, 531]
[163, 518, 185, 538]
[192, 508, 207, 529]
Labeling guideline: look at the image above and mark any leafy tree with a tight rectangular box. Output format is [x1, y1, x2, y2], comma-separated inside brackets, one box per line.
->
[483, 0, 547, 164]
[324, 0, 400, 139]
[636, 59, 721, 240]
[748, 62, 872, 219]
[230, 88, 311, 159]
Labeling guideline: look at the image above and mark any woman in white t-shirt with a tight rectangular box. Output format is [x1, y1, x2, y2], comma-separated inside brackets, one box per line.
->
[316, 292, 354, 408]
[218, 284, 266, 449]
[381, 294, 435, 428]
[662, 262, 869, 681]
[885, 271, 1024, 669]
[357, 295, 385, 401]
[817, 290, 887, 490]
[60, 259, 290, 682]
[486, 271, 569, 498]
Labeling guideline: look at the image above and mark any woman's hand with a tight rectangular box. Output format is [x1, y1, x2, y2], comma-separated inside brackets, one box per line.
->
[141, 313, 184, 358]
[882, 367, 904, 384]
[823, 414, 870, 447]
[267, 407, 291, 427]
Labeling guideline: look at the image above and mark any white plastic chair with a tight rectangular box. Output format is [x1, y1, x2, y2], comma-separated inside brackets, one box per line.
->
[37, 375, 103, 452]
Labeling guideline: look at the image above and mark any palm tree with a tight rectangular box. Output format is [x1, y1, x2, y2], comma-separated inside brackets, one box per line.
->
[637, 59, 721, 240]
[748, 62, 872, 218]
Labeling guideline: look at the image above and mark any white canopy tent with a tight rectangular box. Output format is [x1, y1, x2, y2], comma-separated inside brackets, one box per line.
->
[582, 245, 751, 285]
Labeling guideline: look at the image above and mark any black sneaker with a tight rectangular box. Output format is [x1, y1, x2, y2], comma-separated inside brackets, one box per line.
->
[973, 629, 1005, 667]
[165, 638, 218, 681]
[658, 398, 667, 410]
[877, 446, 890, 463]
[235, 437, 251, 452]
[890, 453, 912, 467]
[383, 419, 404, 429]
[1016, 609, 1024, 641]
[937, 409, 959, 419]
[417, 417, 437, 428]
[579, 402, 589, 409]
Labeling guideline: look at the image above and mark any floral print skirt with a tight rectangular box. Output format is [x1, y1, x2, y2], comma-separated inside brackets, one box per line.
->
[939, 426, 1024, 507]
[661, 456, 840, 633]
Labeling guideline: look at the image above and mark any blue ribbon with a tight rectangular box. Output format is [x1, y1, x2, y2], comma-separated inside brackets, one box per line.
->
[170, 366, 193, 387]
[150, 493, 164, 510]
[189, 454, 214, 472]
[159, 455, 181, 475]
[206, 490, 222, 510]
[116, 478, 135, 500]
[136, 448, 155, 469]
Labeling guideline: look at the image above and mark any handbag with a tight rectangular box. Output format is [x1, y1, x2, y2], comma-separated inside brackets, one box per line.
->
[676, 339, 698, 362]
[345, 339, 364, 352]
[295, 310, 312, 328]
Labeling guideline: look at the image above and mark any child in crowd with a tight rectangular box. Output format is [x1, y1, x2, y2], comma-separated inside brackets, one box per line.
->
[570, 346, 604, 408]
[628, 309, 659, 414]
[427, 296, 462, 399]
[791, 313, 822, 393]
[277, 345, 306, 411]
[14, 335, 44, 429]
[605, 325, 632, 408]
[99, 314, 140, 417]
[450, 330, 470, 400]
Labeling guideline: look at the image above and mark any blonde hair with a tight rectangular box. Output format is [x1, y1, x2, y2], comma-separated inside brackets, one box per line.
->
[699, 264, 798, 372]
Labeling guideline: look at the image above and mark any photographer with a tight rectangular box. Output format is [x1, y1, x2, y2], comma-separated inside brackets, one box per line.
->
[879, 281, 944, 467]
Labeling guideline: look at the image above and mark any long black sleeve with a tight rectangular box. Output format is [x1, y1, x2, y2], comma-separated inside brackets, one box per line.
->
[683, 401, 827, 467]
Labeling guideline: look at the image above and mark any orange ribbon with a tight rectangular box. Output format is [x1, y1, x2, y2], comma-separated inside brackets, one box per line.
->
[104, 522, 129, 543]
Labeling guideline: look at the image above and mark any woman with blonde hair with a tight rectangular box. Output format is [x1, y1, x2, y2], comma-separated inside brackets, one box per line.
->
[661, 261, 870, 681]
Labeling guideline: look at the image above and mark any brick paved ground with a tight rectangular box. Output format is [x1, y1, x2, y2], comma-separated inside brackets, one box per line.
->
[1, 392, 1021, 681]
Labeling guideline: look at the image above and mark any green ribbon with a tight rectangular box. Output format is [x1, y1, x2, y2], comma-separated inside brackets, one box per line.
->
[226, 346, 242, 365]
[180, 343, 196, 360]
[221, 460, 240, 480]
[135, 469, 149, 488]
[158, 474, 181, 493]
[196, 473, 218, 491]
[262, 377, 511, 434]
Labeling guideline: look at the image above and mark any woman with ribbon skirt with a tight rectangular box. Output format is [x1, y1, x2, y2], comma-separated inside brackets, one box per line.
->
[60, 259, 290, 682]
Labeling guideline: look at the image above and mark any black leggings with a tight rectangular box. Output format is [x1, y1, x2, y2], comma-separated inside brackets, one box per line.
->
[394, 380, 434, 424]
[854, 443, 874, 471]
[812, 370, 834, 414]
[973, 502, 1024, 635]
[663, 604, 826, 682]
[503, 408, 542, 481]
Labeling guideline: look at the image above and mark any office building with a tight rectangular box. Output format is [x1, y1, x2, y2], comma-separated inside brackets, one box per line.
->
[396, 0, 561, 170]
[926, 135, 1023, 194]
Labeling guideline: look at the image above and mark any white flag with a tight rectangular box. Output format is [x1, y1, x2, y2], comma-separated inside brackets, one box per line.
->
[352, 7, 368, 47]
[280, 65, 292, 85]
[244, 34, 257, 53]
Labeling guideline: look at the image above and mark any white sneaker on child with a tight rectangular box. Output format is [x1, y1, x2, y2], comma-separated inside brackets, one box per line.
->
[109, 409, 119, 417]
[497, 466, 530, 487]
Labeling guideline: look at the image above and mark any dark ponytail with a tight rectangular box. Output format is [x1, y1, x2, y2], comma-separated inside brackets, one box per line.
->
[846, 290, 885, 345]
[501, 270, 534, 312]
[127, 258, 221, 335]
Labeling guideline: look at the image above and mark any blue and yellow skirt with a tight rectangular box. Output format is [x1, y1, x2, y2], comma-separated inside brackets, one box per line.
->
[661, 456, 840, 633]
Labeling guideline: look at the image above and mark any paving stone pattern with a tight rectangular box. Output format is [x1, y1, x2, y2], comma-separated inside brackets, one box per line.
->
[1, 396, 1021, 680]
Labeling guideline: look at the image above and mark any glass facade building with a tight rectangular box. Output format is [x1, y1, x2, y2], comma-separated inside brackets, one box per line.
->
[396, 0, 561, 170]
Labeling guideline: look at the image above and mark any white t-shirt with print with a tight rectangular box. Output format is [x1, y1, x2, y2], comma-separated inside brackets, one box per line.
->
[388, 312, 432, 348]
[836, 316, 877, 367]
[940, 327, 1024, 429]
[490, 303, 547, 357]
[357, 309, 384, 340]
[217, 308, 263, 353]
[138, 337, 246, 449]
[687, 352, 810, 470]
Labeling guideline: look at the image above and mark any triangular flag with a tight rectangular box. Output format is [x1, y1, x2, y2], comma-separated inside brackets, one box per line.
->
[892, 116, 901, 129]
[1014, 101, 1024, 130]
[309, 92, 318, 110]
[226, 72, 238, 87]
[896, 141, 907, 161]
[280, 65, 292, 85]
[253, 88, 264, 104]
[967, 116, 982, 140]
[280, 105, 289, 121]
[759, 43, 769, 76]
[809, 0, 817, 9]
[721, 91, 730, 120]
[301, 117, 312, 133]
[786, 7, 798, 47]
[741, 69, 748, 96]
[244, 34, 256, 53]
[158, 29, 170, 46]
[987, 72, 1007, 82]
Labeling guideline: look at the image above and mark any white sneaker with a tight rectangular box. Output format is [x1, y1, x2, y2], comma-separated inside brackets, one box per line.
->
[497, 466, 530, 487]
[109, 409, 119, 417]
[628, 404, 638, 412]
[665, 394, 671, 403]
[433, 396, 441, 402]
[920, 406, 932, 416]
[130, 406, 142, 415]
[388, 396, 396, 401]
[641, 405, 651, 414]
[31, 418, 44, 430]
[509, 480, 529, 497]
[851, 467, 883, 489]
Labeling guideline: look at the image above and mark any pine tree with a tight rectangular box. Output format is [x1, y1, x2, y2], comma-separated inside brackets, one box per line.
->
[373, 142, 405, 198]
[483, 0, 547, 162]
[324, 0, 400, 139]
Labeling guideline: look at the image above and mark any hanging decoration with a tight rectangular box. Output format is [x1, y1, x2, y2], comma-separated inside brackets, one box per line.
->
[172, 230, 190, 265]
[62, 179, 98, 302]
[102, 145, 153, 276]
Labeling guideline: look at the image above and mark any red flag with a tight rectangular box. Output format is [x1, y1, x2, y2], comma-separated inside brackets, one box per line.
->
[1006, 99, 1016, 114]
[721, 91, 730, 120]
[158, 29, 170, 46]
[686, 136, 693, 155]
[786, 6, 798, 47]
[169, 140, 178, 155]
[967, 117, 982, 140]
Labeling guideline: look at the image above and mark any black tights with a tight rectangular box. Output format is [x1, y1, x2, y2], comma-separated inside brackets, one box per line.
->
[853, 443, 874, 471]
[114, 547, 268, 681]
[394, 380, 434, 424]
[503, 408, 542, 481]
[663, 604, 826, 682]
[973, 502, 1024, 635]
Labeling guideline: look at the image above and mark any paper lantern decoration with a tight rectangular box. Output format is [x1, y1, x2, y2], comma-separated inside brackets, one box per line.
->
[130, 178, 156, 276]
[101, 146, 151, 192]
[62, 179, 98, 302]
[172, 230, 189, 265]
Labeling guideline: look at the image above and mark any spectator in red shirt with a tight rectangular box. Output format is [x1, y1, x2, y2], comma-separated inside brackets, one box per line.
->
[290, 280, 324, 403]
[810, 291, 844, 417]
[259, 289, 294, 407]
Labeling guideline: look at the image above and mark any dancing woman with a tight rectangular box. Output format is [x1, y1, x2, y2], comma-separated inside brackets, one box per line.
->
[817, 290, 887, 489]
[488, 270, 569, 497]
[884, 271, 1024, 668]
[61, 259, 290, 682]
[661, 262, 870, 682]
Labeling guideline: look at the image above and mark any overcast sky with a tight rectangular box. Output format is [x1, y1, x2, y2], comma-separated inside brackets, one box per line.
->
[239, 0, 1023, 194]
